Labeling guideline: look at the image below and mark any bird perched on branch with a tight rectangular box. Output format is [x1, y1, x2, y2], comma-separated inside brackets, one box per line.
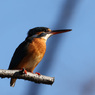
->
[8, 27, 72, 87]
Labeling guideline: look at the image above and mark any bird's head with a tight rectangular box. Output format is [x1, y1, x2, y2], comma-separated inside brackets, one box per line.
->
[26, 27, 72, 42]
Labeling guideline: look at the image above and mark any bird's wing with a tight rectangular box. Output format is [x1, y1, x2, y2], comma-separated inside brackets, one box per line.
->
[8, 41, 29, 69]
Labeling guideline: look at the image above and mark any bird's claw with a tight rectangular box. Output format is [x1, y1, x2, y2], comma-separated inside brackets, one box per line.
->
[21, 68, 27, 74]
[35, 72, 40, 75]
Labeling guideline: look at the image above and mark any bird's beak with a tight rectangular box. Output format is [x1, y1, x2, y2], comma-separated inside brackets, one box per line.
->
[50, 29, 72, 35]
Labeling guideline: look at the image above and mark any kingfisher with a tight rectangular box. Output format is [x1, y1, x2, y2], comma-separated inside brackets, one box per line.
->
[8, 27, 72, 87]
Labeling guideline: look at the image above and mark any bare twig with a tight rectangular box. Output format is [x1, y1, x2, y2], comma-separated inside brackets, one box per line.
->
[0, 69, 54, 85]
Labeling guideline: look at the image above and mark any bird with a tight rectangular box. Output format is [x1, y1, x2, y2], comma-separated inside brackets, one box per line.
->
[8, 27, 72, 87]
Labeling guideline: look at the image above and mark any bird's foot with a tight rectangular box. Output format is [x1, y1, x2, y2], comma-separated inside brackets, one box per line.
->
[21, 68, 27, 74]
[30, 71, 40, 75]
[35, 72, 40, 75]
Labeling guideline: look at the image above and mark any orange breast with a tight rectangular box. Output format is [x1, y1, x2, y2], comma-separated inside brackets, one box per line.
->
[17, 38, 46, 72]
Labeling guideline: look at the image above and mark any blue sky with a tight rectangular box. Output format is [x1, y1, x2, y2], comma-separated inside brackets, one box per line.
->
[0, 0, 95, 95]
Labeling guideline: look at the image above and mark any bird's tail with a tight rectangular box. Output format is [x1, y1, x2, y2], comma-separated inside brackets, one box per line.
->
[10, 78, 17, 87]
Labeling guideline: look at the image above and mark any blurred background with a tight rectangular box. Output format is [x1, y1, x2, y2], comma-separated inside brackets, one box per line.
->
[0, 0, 95, 95]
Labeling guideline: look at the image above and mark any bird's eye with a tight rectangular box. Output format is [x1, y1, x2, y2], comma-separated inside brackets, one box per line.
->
[38, 33, 46, 38]
[40, 33, 46, 36]
[32, 34, 38, 38]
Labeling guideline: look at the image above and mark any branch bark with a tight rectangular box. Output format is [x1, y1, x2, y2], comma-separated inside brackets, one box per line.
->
[0, 69, 54, 85]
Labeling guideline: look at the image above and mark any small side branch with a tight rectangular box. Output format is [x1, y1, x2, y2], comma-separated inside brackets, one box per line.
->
[0, 69, 54, 85]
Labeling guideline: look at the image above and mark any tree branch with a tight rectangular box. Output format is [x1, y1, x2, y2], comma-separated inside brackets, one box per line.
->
[0, 69, 54, 85]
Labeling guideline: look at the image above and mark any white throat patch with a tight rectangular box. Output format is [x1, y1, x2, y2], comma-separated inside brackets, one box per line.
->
[41, 34, 52, 41]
